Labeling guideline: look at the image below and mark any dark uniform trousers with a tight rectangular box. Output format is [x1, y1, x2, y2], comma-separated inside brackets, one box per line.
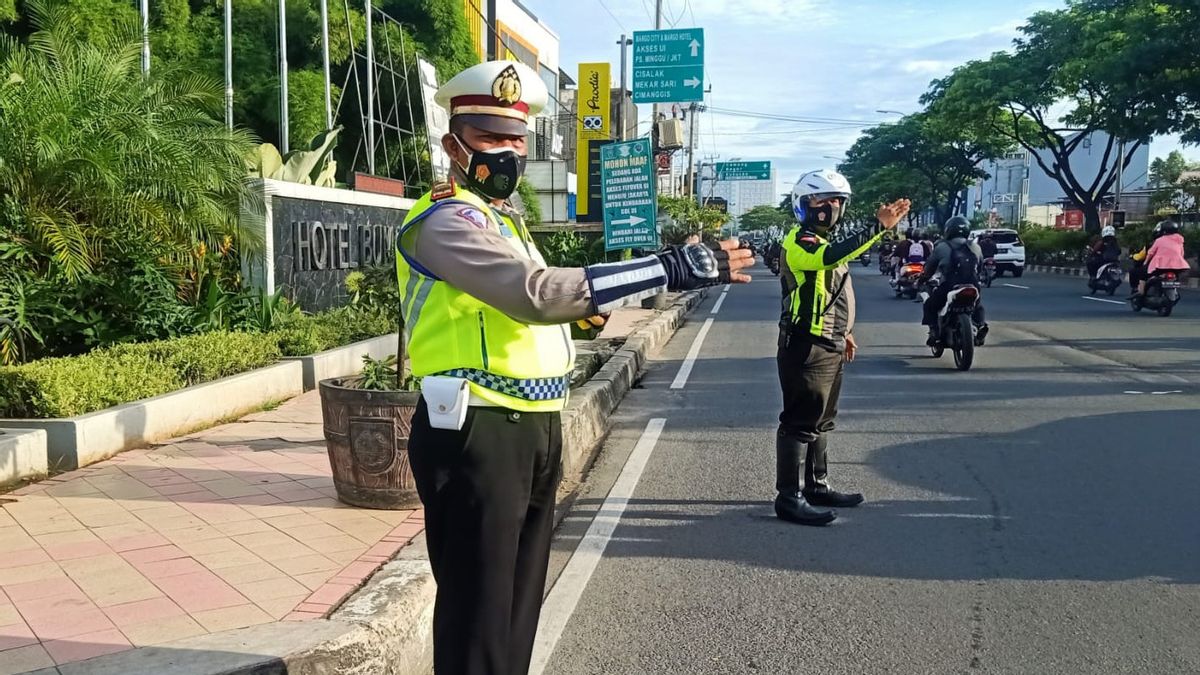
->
[408, 400, 562, 675]
[775, 334, 844, 493]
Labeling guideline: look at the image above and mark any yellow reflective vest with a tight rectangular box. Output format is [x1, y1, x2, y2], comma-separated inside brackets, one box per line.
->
[396, 186, 575, 412]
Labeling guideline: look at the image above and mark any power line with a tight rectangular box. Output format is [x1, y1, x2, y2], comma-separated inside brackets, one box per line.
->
[594, 0, 628, 33]
[706, 106, 887, 126]
[706, 124, 872, 136]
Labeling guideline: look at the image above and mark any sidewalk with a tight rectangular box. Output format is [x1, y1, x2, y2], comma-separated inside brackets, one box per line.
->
[0, 305, 667, 674]
[0, 391, 423, 672]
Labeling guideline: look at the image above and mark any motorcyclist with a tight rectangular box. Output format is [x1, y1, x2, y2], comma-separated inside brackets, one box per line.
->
[1135, 220, 1191, 296]
[919, 215, 989, 347]
[1087, 226, 1122, 280]
[978, 232, 998, 261]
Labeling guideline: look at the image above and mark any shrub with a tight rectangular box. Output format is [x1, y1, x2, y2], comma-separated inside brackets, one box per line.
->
[109, 332, 280, 385]
[0, 352, 183, 418]
[273, 306, 398, 357]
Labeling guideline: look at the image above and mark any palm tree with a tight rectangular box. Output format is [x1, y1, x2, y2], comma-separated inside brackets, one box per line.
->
[0, 0, 260, 280]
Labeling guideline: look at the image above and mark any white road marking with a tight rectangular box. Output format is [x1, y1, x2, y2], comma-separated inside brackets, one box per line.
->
[901, 513, 1013, 520]
[1081, 296, 1126, 305]
[710, 290, 729, 314]
[1151, 390, 1183, 395]
[723, 284, 731, 292]
[529, 418, 667, 675]
[670, 318, 715, 389]
[1003, 283, 1030, 289]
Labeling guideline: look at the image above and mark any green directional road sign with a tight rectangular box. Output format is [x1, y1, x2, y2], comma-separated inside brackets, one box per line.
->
[716, 161, 772, 181]
[601, 140, 658, 251]
[632, 28, 704, 104]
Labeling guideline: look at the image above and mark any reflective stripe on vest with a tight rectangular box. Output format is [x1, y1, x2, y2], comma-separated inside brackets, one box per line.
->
[396, 186, 575, 412]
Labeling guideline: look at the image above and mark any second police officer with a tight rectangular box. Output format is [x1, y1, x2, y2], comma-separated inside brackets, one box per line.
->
[776, 170, 910, 526]
[394, 60, 754, 675]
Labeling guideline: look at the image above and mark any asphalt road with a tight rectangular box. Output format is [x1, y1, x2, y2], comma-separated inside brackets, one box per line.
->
[534, 263, 1200, 675]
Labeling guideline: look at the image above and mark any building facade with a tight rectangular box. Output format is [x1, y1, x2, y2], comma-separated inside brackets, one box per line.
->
[966, 130, 1150, 227]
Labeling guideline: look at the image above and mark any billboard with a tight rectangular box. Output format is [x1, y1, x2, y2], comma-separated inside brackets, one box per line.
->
[576, 63, 611, 221]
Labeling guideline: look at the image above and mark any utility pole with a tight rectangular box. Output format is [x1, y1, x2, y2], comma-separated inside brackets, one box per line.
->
[686, 102, 698, 200]
[617, 35, 632, 141]
[1115, 137, 1126, 215]
[278, 0, 289, 153]
[224, 0, 232, 129]
[653, 0, 665, 195]
[320, 0, 332, 130]
[486, 0, 498, 61]
[364, 0, 375, 173]
[141, 0, 150, 74]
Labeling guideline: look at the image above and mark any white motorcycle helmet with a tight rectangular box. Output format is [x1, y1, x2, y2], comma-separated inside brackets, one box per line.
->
[792, 169, 852, 224]
[1101, 226, 1116, 238]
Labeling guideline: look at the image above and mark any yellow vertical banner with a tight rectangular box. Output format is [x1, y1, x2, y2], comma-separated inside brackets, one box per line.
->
[576, 63, 611, 219]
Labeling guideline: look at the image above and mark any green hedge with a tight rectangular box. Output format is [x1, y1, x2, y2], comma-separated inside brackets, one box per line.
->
[273, 306, 397, 357]
[0, 331, 280, 419]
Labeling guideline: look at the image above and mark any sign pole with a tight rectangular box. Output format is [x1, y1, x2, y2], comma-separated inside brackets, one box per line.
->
[278, 0, 289, 154]
[224, 0, 233, 129]
[320, 0, 332, 130]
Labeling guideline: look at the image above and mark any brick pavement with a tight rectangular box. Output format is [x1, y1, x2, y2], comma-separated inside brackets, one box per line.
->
[0, 392, 424, 672]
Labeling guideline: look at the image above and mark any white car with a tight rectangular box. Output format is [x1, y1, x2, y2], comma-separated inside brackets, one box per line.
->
[970, 228, 1026, 278]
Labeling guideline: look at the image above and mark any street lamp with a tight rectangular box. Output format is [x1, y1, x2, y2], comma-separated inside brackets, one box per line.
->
[875, 109, 904, 115]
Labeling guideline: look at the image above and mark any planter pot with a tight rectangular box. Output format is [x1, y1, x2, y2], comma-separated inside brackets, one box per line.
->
[318, 377, 422, 509]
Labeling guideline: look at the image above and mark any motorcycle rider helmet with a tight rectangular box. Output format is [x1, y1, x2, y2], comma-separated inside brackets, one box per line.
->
[791, 169, 852, 227]
[1101, 225, 1116, 238]
[1157, 220, 1180, 235]
[944, 215, 971, 240]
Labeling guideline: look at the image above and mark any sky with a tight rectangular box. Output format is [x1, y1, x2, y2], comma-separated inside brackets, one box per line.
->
[522, 0, 1198, 198]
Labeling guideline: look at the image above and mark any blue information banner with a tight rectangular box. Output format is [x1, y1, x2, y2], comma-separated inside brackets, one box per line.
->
[601, 140, 659, 251]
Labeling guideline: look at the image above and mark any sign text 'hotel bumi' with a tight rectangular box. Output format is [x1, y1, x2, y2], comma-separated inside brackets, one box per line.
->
[291, 220, 397, 271]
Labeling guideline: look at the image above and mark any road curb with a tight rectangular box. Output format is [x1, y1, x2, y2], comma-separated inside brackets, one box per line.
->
[1026, 264, 1200, 288]
[39, 290, 709, 675]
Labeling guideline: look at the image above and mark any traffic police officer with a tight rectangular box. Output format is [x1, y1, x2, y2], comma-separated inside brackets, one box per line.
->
[775, 169, 909, 526]
[396, 60, 753, 674]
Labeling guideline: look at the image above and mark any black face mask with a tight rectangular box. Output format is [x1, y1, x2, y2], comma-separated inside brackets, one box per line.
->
[803, 202, 840, 233]
[454, 135, 526, 201]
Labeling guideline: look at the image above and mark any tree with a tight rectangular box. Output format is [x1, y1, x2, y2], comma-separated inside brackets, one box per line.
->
[738, 204, 790, 232]
[1150, 151, 1191, 188]
[658, 195, 726, 244]
[925, 2, 1191, 234]
[838, 113, 1007, 226]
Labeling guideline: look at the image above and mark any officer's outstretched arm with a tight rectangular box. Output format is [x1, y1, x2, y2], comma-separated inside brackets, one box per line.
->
[791, 224, 883, 271]
[410, 208, 751, 325]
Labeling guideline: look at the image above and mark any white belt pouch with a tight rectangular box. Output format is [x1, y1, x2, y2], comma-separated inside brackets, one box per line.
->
[422, 376, 470, 431]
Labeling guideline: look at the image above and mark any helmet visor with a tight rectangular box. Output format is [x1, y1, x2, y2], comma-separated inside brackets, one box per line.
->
[805, 193, 849, 206]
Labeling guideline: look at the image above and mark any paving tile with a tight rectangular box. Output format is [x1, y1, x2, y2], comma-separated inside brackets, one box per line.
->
[254, 594, 310, 620]
[189, 547, 266, 571]
[153, 482, 208, 497]
[161, 524, 227, 544]
[195, 478, 266, 500]
[292, 571, 336, 591]
[151, 571, 249, 613]
[231, 530, 301, 553]
[135, 557, 207, 579]
[263, 485, 324, 503]
[0, 513, 14, 529]
[42, 481, 102, 498]
[74, 509, 143, 529]
[304, 534, 369, 555]
[0, 605, 19, 626]
[303, 583, 357, 607]
[43, 627, 132, 665]
[213, 563, 287, 586]
[60, 555, 162, 608]
[293, 497, 350, 511]
[119, 615, 206, 647]
[0, 621, 38, 651]
[366, 509, 415, 525]
[191, 604, 273, 633]
[0, 526, 42, 552]
[0, 548, 51, 570]
[324, 548, 369, 566]
[183, 501, 258, 525]
[268, 553, 339, 577]
[166, 489, 223, 504]
[240, 473, 295, 486]
[2, 576, 81, 603]
[21, 601, 115, 640]
[120, 544, 188, 565]
[362, 541, 403, 559]
[388, 522, 424, 539]
[0, 643, 54, 674]
[234, 577, 310, 604]
[101, 597, 184, 628]
[276, 522, 345, 543]
[14, 514, 86, 536]
[105, 532, 171, 552]
[214, 519, 275, 537]
[0, 561, 66, 587]
[174, 537, 242, 557]
[261, 512, 325, 530]
[334, 560, 383, 584]
[294, 602, 332, 614]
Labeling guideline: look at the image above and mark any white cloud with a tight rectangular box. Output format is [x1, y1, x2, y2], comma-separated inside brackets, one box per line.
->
[901, 59, 954, 75]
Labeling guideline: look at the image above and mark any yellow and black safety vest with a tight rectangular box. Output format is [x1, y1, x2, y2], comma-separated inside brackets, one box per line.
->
[780, 224, 881, 347]
[396, 185, 575, 412]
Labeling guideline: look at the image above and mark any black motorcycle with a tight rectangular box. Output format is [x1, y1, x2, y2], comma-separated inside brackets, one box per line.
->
[1088, 261, 1124, 296]
[1131, 271, 1183, 317]
[980, 258, 996, 288]
[929, 283, 981, 371]
[891, 261, 925, 299]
